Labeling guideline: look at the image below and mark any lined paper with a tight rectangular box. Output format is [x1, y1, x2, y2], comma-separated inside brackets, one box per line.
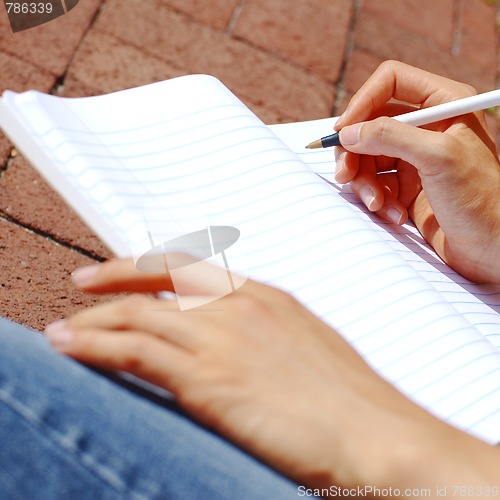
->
[1, 75, 500, 442]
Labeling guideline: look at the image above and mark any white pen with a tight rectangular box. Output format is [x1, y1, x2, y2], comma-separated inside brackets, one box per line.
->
[306, 88, 500, 149]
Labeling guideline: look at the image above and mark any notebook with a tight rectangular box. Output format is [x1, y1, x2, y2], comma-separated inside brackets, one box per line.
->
[1, 74, 499, 443]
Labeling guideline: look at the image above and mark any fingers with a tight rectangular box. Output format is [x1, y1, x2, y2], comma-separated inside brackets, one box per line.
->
[350, 172, 408, 225]
[335, 60, 477, 129]
[339, 117, 461, 179]
[73, 254, 249, 298]
[46, 323, 191, 392]
[334, 146, 359, 184]
[344, 154, 384, 212]
[338, 117, 443, 224]
[72, 258, 174, 293]
[50, 295, 205, 351]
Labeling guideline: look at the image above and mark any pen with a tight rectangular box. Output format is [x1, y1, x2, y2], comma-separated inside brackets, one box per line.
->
[305, 87, 500, 149]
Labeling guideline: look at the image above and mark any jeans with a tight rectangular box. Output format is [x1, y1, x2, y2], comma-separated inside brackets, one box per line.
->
[0, 317, 303, 499]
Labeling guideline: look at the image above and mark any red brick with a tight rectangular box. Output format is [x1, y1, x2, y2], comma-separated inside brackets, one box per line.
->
[362, 0, 454, 50]
[334, 49, 385, 115]
[0, 134, 13, 168]
[66, 30, 303, 124]
[0, 49, 56, 168]
[458, 0, 497, 73]
[232, 0, 353, 83]
[0, 0, 102, 76]
[353, 10, 496, 92]
[342, 49, 384, 96]
[336, 91, 355, 117]
[0, 156, 111, 259]
[93, 0, 334, 121]
[0, 50, 55, 93]
[0, 219, 107, 330]
[158, 0, 239, 30]
[65, 30, 187, 95]
[246, 100, 300, 125]
[55, 77, 103, 98]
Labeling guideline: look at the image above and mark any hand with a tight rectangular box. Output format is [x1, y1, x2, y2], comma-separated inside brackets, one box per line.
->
[45, 257, 500, 490]
[334, 60, 500, 283]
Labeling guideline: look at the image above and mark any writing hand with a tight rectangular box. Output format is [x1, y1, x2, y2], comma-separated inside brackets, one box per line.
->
[334, 61, 500, 283]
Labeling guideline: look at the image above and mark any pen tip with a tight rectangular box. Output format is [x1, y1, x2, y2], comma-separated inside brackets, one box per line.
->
[306, 139, 322, 149]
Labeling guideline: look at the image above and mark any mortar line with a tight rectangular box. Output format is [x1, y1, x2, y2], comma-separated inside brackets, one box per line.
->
[332, 0, 363, 116]
[225, 0, 245, 35]
[0, 149, 15, 176]
[451, 0, 463, 56]
[0, 213, 106, 262]
[49, 0, 106, 95]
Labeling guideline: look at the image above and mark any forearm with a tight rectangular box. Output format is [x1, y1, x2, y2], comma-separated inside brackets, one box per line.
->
[301, 387, 500, 497]
[356, 419, 500, 498]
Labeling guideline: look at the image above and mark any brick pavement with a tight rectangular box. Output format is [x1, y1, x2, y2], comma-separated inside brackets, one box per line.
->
[0, 0, 498, 330]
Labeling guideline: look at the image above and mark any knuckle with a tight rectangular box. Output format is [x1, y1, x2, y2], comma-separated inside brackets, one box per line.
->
[378, 59, 400, 74]
[269, 286, 297, 307]
[231, 284, 293, 317]
[231, 292, 265, 317]
[121, 337, 150, 372]
[365, 117, 393, 147]
[116, 295, 151, 322]
[439, 82, 477, 103]
[421, 134, 461, 176]
[67, 328, 91, 351]
[458, 83, 477, 98]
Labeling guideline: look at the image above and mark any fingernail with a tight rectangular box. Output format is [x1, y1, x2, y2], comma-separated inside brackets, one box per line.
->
[72, 264, 99, 286]
[339, 123, 362, 145]
[45, 320, 73, 347]
[359, 187, 376, 211]
[387, 207, 404, 225]
[334, 111, 346, 130]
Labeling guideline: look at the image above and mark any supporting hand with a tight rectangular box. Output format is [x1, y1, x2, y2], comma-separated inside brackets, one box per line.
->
[45, 257, 500, 491]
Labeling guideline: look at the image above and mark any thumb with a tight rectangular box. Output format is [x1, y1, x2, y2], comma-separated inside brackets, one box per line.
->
[338, 117, 461, 178]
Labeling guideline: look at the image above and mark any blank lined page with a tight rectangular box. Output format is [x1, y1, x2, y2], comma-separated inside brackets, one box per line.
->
[3, 76, 500, 442]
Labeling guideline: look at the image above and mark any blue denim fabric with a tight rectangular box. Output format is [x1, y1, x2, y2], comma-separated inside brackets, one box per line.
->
[0, 317, 302, 499]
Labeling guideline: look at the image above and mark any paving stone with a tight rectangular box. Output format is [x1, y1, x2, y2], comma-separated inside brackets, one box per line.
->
[342, 49, 384, 98]
[0, 156, 112, 259]
[158, 0, 239, 30]
[232, 0, 353, 83]
[64, 30, 187, 95]
[0, 218, 107, 330]
[361, 0, 454, 50]
[55, 77, 103, 98]
[0, 48, 56, 180]
[353, 9, 496, 93]
[0, 0, 103, 76]
[65, 35, 299, 123]
[92, 0, 334, 121]
[458, 0, 497, 74]
[246, 100, 299, 125]
[0, 134, 13, 169]
[0, 49, 55, 93]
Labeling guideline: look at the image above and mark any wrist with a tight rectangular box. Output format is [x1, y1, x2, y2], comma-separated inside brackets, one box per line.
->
[370, 420, 500, 493]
